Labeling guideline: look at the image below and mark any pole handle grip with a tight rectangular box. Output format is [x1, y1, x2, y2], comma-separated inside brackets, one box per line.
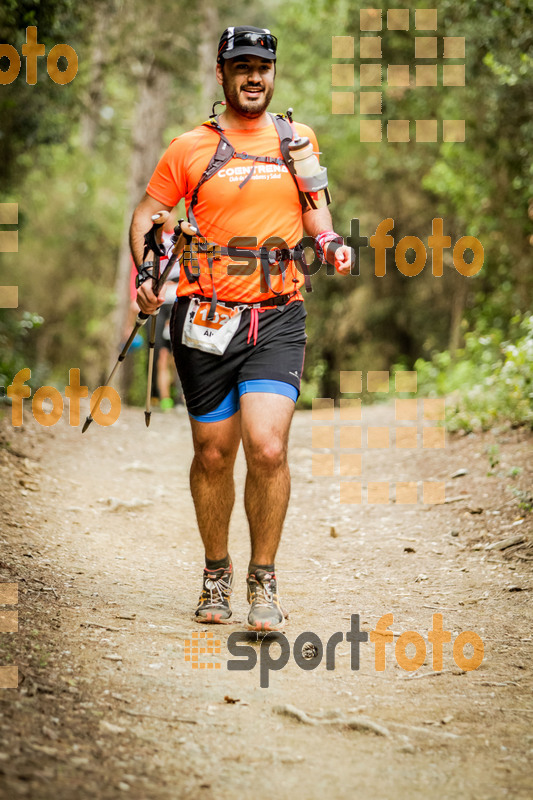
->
[151, 210, 170, 225]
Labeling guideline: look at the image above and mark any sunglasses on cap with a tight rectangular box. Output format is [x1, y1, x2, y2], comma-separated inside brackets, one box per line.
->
[218, 29, 278, 61]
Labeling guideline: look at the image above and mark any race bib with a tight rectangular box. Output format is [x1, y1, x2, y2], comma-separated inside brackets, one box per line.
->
[182, 298, 242, 355]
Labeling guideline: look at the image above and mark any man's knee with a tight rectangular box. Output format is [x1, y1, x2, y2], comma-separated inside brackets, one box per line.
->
[246, 438, 287, 474]
[193, 441, 236, 473]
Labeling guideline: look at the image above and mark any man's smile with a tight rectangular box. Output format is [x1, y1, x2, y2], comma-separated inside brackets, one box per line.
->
[242, 86, 263, 98]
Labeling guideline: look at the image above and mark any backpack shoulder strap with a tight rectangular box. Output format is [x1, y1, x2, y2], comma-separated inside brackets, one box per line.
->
[187, 120, 236, 232]
[270, 113, 306, 212]
[270, 113, 312, 293]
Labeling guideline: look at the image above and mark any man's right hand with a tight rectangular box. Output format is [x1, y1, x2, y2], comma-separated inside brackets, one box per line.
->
[136, 279, 166, 315]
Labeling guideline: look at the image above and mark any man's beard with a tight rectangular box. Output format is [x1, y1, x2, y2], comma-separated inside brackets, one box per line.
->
[222, 75, 274, 119]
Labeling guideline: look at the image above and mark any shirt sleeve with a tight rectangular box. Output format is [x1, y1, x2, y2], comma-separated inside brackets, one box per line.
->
[146, 131, 199, 207]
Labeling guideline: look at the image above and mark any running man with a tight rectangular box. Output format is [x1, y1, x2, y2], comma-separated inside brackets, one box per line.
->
[131, 26, 352, 631]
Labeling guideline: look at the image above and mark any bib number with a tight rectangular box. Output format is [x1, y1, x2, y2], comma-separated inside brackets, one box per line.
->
[182, 298, 242, 355]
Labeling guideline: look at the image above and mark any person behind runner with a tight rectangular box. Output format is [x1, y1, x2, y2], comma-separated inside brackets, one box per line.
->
[131, 26, 352, 631]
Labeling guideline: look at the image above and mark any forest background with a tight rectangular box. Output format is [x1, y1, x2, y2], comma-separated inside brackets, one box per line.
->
[0, 0, 531, 431]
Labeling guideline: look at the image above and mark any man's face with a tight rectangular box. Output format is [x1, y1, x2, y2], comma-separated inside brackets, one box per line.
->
[216, 55, 275, 119]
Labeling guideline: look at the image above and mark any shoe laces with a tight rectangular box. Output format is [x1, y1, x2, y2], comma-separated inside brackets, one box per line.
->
[203, 569, 232, 606]
[250, 572, 275, 607]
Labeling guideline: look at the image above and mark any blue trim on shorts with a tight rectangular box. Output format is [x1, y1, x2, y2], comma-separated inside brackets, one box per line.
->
[238, 380, 298, 402]
[189, 386, 239, 422]
[189, 380, 298, 423]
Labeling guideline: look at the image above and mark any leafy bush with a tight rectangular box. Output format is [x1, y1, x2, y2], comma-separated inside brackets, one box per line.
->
[414, 312, 533, 432]
[0, 310, 45, 392]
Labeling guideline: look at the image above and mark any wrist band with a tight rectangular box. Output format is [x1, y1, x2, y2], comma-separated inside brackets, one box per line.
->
[315, 231, 344, 263]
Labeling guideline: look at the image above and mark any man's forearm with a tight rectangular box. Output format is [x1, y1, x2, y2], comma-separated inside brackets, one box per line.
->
[302, 206, 343, 264]
[130, 193, 174, 269]
[130, 207, 155, 269]
[302, 206, 334, 239]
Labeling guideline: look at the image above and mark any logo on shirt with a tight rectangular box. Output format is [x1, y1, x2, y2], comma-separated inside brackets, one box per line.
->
[218, 164, 289, 183]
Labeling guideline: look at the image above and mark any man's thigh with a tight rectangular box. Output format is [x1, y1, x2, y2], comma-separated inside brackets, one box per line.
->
[239, 392, 295, 454]
[189, 410, 242, 463]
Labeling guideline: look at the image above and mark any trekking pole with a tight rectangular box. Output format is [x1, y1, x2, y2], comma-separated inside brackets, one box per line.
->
[144, 210, 167, 428]
[82, 216, 196, 433]
[143, 217, 197, 427]
[144, 306, 158, 426]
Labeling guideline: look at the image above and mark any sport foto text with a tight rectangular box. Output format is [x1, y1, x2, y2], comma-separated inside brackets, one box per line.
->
[227, 613, 484, 688]
[183, 217, 484, 279]
[0, 26, 78, 85]
[6, 369, 120, 427]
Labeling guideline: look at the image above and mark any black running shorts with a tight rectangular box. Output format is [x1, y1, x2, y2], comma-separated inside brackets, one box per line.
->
[169, 297, 307, 418]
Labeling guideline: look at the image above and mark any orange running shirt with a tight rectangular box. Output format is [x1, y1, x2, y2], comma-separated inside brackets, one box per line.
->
[146, 118, 319, 304]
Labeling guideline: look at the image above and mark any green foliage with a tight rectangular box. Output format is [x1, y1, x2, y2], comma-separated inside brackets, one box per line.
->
[414, 312, 533, 432]
[510, 487, 533, 515]
[0, 309, 44, 390]
[1, 0, 531, 407]
[0, 0, 86, 190]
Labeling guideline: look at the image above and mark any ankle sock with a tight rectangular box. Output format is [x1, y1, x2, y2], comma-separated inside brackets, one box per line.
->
[248, 562, 275, 575]
[205, 554, 230, 571]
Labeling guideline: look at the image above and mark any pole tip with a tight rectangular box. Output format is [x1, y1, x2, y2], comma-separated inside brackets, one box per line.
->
[144, 411, 151, 428]
[82, 416, 93, 434]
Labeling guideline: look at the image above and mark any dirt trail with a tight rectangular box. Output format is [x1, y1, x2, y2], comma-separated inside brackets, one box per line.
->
[0, 401, 532, 799]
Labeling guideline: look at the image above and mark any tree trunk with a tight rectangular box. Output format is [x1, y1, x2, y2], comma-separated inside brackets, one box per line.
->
[79, 6, 111, 153]
[448, 272, 468, 356]
[111, 61, 171, 397]
[198, 2, 219, 114]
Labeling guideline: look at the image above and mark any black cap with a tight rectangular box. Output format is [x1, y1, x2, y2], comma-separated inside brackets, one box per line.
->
[217, 26, 277, 63]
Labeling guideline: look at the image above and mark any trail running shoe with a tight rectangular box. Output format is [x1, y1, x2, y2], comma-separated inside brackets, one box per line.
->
[195, 561, 234, 624]
[246, 569, 288, 632]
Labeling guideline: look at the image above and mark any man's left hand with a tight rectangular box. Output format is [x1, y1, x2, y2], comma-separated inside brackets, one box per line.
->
[330, 244, 354, 275]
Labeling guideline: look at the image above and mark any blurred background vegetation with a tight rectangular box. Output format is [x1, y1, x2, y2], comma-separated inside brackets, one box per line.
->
[0, 0, 531, 429]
